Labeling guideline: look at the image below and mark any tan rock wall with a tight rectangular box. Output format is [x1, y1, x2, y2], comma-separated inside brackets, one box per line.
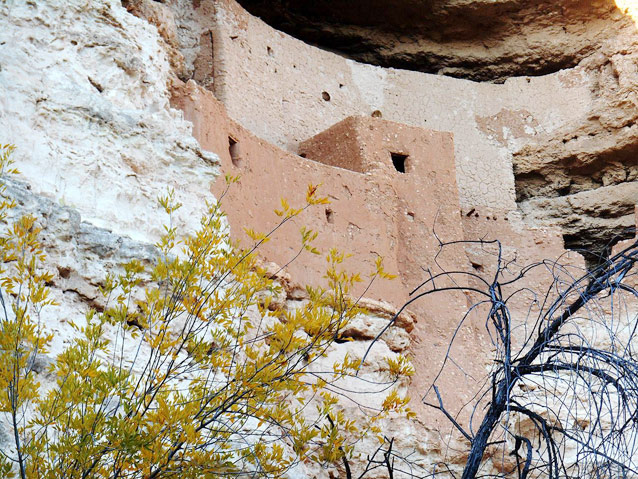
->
[513, 31, 638, 259]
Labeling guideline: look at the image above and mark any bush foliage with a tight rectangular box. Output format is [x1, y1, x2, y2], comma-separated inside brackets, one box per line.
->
[0, 145, 413, 478]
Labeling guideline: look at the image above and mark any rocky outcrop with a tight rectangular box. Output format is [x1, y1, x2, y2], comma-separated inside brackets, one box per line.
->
[514, 32, 638, 265]
[0, 0, 219, 244]
[236, 0, 631, 82]
[0, 178, 159, 355]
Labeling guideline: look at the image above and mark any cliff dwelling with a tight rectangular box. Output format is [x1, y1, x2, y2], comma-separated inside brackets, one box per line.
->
[1, 0, 638, 477]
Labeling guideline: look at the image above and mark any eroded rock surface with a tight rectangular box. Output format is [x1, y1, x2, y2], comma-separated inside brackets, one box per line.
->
[514, 32, 638, 264]
[0, 0, 219, 244]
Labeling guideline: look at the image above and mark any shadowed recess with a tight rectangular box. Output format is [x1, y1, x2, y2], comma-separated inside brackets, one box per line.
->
[237, 0, 631, 82]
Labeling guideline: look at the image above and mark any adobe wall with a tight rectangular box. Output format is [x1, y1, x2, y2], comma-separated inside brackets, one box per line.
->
[172, 79, 492, 422]
[173, 80, 474, 299]
[207, 0, 594, 213]
[170, 78, 604, 425]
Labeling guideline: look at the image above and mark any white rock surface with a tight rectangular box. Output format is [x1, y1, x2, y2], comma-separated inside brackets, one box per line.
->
[0, 1, 223, 468]
[0, 0, 220, 244]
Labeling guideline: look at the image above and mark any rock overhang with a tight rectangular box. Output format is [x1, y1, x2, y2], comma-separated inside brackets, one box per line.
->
[236, 0, 632, 82]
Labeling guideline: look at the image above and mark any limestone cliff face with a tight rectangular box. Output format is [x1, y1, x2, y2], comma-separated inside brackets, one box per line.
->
[0, 0, 219, 243]
[514, 30, 638, 263]
[1, 0, 638, 476]
[0, 0, 223, 459]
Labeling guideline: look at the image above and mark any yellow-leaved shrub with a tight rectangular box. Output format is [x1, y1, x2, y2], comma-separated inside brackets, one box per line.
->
[0, 146, 413, 478]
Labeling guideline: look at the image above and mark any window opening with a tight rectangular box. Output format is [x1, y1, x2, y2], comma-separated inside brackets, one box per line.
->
[229, 137, 242, 167]
[391, 153, 408, 173]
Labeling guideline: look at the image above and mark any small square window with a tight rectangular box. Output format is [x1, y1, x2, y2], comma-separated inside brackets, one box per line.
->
[390, 153, 408, 173]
